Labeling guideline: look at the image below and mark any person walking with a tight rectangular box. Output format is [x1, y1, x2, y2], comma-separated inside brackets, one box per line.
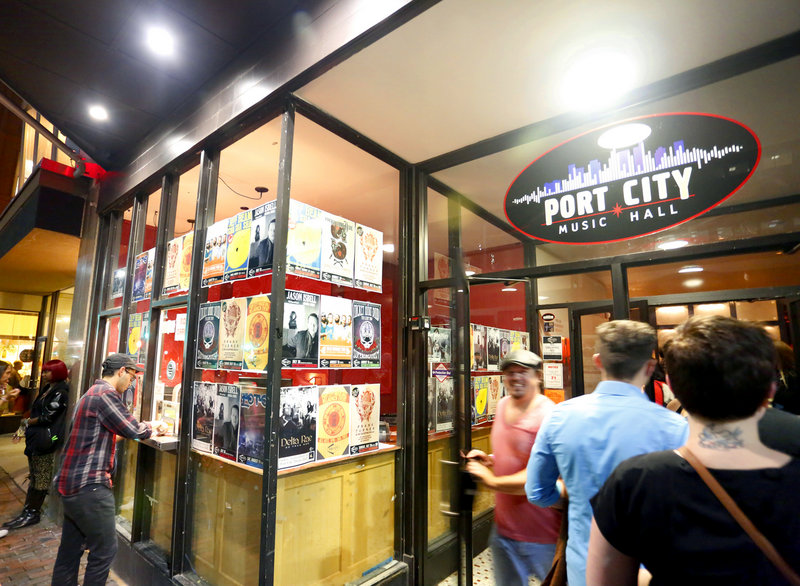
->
[4, 360, 70, 529]
[466, 349, 562, 584]
[51, 353, 166, 586]
[525, 320, 688, 586]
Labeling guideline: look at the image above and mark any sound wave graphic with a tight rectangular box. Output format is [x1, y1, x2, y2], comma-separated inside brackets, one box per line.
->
[512, 140, 744, 205]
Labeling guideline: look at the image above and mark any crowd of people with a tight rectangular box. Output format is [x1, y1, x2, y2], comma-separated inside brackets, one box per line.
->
[469, 316, 800, 585]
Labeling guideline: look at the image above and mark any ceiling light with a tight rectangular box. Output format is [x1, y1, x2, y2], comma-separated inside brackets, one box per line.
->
[657, 240, 688, 251]
[146, 26, 175, 57]
[502, 287, 517, 292]
[88, 105, 108, 121]
[561, 48, 637, 111]
[683, 278, 703, 288]
[382, 243, 395, 253]
[678, 265, 703, 273]
[465, 270, 476, 276]
[597, 123, 652, 150]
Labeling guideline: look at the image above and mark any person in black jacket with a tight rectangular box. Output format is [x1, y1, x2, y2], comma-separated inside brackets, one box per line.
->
[4, 359, 69, 529]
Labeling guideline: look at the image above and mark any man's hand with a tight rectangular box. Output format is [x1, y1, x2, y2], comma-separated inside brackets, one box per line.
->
[148, 420, 169, 436]
[466, 460, 496, 489]
[465, 448, 492, 467]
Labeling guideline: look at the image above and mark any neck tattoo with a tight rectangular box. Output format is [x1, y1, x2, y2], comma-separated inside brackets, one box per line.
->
[698, 423, 744, 450]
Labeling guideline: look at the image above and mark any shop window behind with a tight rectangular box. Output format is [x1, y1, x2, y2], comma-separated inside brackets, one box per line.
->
[160, 165, 200, 302]
[49, 289, 73, 362]
[108, 207, 134, 309]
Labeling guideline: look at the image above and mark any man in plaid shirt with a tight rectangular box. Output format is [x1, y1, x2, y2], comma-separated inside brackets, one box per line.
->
[51, 353, 166, 585]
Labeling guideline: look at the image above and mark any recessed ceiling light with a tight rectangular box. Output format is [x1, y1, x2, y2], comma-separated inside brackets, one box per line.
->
[382, 243, 395, 253]
[597, 123, 652, 150]
[683, 278, 703, 288]
[146, 26, 175, 57]
[678, 265, 703, 273]
[88, 105, 108, 121]
[561, 48, 637, 111]
[502, 287, 517, 292]
[657, 240, 688, 251]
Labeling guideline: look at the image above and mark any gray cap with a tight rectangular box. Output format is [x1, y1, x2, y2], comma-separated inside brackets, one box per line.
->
[499, 349, 542, 370]
[102, 353, 144, 373]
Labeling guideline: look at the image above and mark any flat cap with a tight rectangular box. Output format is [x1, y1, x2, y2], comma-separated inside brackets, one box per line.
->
[499, 349, 542, 370]
[102, 353, 144, 372]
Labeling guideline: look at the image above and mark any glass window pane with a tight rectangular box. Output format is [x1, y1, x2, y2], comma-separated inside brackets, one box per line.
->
[735, 300, 778, 322]
[537, 271, 612, 304]
[50, 289, 74, 362]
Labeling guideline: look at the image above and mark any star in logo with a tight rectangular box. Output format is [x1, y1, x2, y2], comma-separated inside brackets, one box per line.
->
[612, 203, 623, 217]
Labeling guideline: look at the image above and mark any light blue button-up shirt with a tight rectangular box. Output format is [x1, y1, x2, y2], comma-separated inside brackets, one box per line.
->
[525, 380, 688, 586]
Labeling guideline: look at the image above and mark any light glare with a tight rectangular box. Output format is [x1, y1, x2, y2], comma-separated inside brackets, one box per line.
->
[561, 49, 637, 111]
[88, 105, 108, 121]
[146, 26, 175, 57]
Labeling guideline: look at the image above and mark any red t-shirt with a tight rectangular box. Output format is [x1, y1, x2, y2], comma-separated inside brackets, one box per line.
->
[491, 395, 561, 543]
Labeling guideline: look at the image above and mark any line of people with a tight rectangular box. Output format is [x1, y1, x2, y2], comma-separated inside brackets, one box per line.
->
[468, 316, 800, 585]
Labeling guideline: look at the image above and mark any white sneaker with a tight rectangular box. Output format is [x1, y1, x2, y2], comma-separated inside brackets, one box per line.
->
[0, 529, 8, 538]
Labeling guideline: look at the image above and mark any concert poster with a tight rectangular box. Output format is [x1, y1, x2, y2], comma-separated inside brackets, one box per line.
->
[320, 212, 355, 287]
[427, 378, 437, 432]
[473, 376, 488, 425]
[212, 383, 240, 461]
[143, 248, 154, 299]
[510, 330, 523, 352]
[238, 390, 267, 469]
[281, 290, 320, 369]
[219, 297, 246, 370]
[160, 400, 179, 436]
[278, 385, 317, 470]
[487, 375, 502, 421]
[286, 200, 323, 279]
[162, 235, 183, 294]
[196, 302, 221, 369]
[521, 332, 530, 351]
[353, 223, 382, 293]
[179, 232, 193, 291]
[319, 295, 352, 369]
[349, 384, 379, 455]
[471, 324, 487, 371]
[247, 200, 276, 277]
[351, 301, 381, 368]
[110, 267, 125, 299]
[429, 326, 451, 365]
[201, 219, 227, 287]
[138, 311, 150, 366]
[316, 385, 350, 461]
[191, 381, 216, 453]
[435, 378, 454, 432]
[499, 330, 511, 363]
[158, 309, 185, 386]
[243, 295, 270, 372]
[486, 327, 500, 371]
[127, 312, 142, 357]
[224, 210, 251, 282]
[132, 251, 148, 301]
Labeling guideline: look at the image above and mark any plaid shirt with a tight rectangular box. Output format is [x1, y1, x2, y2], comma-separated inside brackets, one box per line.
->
[57, 379, 152, 496]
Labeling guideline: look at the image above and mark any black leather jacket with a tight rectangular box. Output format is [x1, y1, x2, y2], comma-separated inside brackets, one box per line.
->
[25, 380, 69, 455]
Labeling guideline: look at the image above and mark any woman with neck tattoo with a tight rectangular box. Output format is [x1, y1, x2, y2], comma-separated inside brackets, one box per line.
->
[587, 315, 800, 585]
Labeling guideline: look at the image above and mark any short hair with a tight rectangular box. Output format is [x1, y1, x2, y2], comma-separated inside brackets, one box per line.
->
[664, 315, 775, 421]
[595, 320, 656, 380]
[42, 359, 69, 382]
[13, 361, 23, 370]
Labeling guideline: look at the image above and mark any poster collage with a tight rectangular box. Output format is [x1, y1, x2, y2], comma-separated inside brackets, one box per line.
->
[195, 291, 381, 371]
[192, 381, 380, 471]
[427, 323, 530, 433]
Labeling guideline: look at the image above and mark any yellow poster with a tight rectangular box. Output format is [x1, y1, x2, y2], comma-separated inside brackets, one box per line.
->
[316, 385, 350, 460]
[179, 231, 194, 291]
[243, 295, 270, 371]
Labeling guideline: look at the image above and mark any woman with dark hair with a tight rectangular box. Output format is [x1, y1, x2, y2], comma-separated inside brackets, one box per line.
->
[0, 360, 13, 413]
[4, 359, 69, 529]
[588, 316, 800, 584]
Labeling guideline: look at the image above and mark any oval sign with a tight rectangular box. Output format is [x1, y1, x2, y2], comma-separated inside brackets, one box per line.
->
[541, 313, 555, 321]
[504, 113, 760, 245]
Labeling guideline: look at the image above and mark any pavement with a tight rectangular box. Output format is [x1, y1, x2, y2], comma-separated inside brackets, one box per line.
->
[0, 432, 127, 585]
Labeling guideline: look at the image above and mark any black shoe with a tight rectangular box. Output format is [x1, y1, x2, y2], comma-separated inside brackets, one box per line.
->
[2, 509, 28, 528]
[7, 510, 39, 529]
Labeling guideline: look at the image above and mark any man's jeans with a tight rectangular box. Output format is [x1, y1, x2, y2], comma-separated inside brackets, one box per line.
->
[491, 527, 556, 585]
[51, 484, 117, 586]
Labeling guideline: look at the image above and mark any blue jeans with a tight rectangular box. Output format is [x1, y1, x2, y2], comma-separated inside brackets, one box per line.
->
[491, 527, 556, 585]
[52, 484, 118, 586]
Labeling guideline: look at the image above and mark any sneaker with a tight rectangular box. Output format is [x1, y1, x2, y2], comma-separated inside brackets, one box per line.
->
[0, 529, 8, 538]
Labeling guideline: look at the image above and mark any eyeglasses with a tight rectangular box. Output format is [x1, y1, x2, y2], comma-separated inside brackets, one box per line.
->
[125, 368, 138, 377]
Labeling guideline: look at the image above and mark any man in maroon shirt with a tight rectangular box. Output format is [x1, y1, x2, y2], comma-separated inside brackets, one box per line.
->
[466, 349, 562, 584]
[51, 353, 166, 586]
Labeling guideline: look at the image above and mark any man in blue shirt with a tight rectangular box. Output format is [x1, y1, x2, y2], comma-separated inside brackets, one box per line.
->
[525, 320, 688, 586]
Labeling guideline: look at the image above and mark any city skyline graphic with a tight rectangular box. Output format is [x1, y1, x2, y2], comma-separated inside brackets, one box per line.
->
[511, 134, 746, 206]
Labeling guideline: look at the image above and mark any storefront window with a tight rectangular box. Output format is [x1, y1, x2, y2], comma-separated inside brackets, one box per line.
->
[537, 271, 613, 305]
[160, 165, 200, 301]
[49, 288, 73, 362]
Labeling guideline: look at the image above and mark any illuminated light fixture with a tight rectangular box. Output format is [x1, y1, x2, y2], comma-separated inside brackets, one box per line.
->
[683, 278, 703, 288]
[538, 296, 549, 301]
[657, 239, 688, 251]
[465, 270, 476, 276]
[501, 287, 517, 292]
[88, 105, 108, 121]
[561, 48, 637, 111]
[146, 26, 175, 57]
[678, 265, 703, 273]
[597, 123, 652, 150]
[382, 243, 395, 253]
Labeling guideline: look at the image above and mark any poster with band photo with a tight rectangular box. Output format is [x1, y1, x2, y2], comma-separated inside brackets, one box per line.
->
[132, 250, 148, 301]
[247, 200, 276, 277]
[354, 223, 382, 293]
[191, 381, 216, 453]
[196, 302, 221, 369]
[286, 200, 323, 279]
[321, 212, 355, 287]
[352, 301, 381, 368]
[319, 295, 352, 369]
[212, 383, 240, 462]
[201, 220, 227, 287]
[278, 385, 317, 470]
[238, 390, 267, 470]
[281, 290, 320, 368]
[162, 235, 183, 294]
[486, 327, 500, 371]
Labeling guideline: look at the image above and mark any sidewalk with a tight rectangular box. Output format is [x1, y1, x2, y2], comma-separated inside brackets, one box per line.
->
[0, 433, 126, 585]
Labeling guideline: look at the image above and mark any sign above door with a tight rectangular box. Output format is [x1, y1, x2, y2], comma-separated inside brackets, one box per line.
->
[504, 113, 760, 245]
